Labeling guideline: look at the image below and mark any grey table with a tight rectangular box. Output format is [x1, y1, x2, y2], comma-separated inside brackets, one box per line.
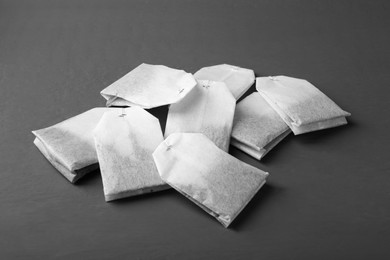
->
[1, 0, 389, 259]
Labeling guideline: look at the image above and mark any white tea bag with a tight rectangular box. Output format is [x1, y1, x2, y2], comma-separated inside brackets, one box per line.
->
[231, 92, 291, 160]
[100, 63, 197, 108]
[194, 64, 255, 100]
[256, 76, 351, 135]
[164, 80, 235, 152]
[32, 108, 116, 183]
[153, 133, 269, 228]
[93, 107, 169, 202]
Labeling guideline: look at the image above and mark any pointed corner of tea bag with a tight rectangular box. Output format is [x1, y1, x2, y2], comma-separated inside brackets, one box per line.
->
[217, 214, 232, 228]
[104, 194, 116, 202]
[178, 73, 197, 92]
[105, 98, 114, 107]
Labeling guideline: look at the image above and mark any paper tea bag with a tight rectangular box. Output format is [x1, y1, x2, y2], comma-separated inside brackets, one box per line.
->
[164, 80, 236, 152]
[93, 107, 169, 202]
[256, 76, 351, 135]
[153, 133, 269, 228]
[100, 63, 197, 108]
[194, 64, 255, 100]
[32, 108, 116, 183]
[231, 92, 291, 160]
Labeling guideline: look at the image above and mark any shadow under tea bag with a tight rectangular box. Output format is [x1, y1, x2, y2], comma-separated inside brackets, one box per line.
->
[93, 107, 169, 202]
[100, 63, 197, 108]
[194, 64, 255, 100]
[153, 133, 269, 228]
[32, 108, 116, 183]
[164, 80, 235, 152]
[231, 92, 291, 160]
[256, 76, 351, 135]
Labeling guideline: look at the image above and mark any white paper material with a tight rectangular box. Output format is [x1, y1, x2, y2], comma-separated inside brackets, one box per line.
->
[164, 80, 236, 152]
[32, 108, 116, 183]
[194, 64, 255, 100]
[153, 133, 269, 228]
[231, 93, 291, 159]
[93, 107, 169, 202]
[256, 76, 351, 135]
[100, 63, 197, 108]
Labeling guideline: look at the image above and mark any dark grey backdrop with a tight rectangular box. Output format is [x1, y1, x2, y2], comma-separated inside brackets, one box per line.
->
[1, 0, 389, 259]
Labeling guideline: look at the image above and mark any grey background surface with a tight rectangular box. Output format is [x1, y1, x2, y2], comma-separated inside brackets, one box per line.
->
[1, 0, 389, 259]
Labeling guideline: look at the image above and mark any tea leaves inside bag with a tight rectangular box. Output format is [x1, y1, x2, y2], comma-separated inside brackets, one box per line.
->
[256, 76, 351, 134]
[153, 133, 269, 227]
[231, 92, 291, 159]
[94, 107, 169, 202]
[32, 108, 117, 183]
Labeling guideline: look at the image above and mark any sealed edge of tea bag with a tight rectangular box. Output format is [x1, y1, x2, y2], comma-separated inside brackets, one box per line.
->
[167, 177, 267, 227]
[33, 136, 99, 183]
[231, 129, 291, 160]
[105, 185, 170, 202]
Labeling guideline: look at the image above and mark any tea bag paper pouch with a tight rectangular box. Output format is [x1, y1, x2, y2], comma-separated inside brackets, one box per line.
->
[164, 80, 236, 152]
[100, 63, 197, 108]
[153, 133, 269, 228]
[194, 64, 255, 100]
[231, 93, 291, 160]
[32, 108, 117, 183]
[256, 76, 351, 135]
[93, 107, 169, 202]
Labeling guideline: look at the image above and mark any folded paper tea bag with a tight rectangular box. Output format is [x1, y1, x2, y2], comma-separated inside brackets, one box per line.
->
[153, 133, 269, 228]
[256, 76, 351, 135]
[100, 63, 197, 108]
[194, 64, 255, 100]
[164, 80, 236, 152]
[32, 108, 116, 183]
[231, 93, 291, 160]
[93, 107, 169, 202]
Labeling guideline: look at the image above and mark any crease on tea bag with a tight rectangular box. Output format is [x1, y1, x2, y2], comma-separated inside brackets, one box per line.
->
[164, 80, 236, 152]
[32, 108, 116, 183]
[231, 92, 291, 159]
[153, 133, 269, 228]
[93, 107, 169, 202]
[256, 76, 351, 135]
[194, 64, 255, 100]
[100, 63, 197, 109]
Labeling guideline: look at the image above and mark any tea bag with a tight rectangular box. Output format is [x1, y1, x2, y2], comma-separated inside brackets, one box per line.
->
[32, 108, 116, 183]
[256, 76, 351, 135]
[231, 92, 291, 160]
[194, 64, 255, 100]
[164, 80, 236, 152]
[93, 107, 169, 202]
[100, 63, 197, 108]
[153, 133, 269, 228]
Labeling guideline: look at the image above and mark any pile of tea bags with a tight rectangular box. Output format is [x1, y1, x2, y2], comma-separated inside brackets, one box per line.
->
[33, 63, 350, 227]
